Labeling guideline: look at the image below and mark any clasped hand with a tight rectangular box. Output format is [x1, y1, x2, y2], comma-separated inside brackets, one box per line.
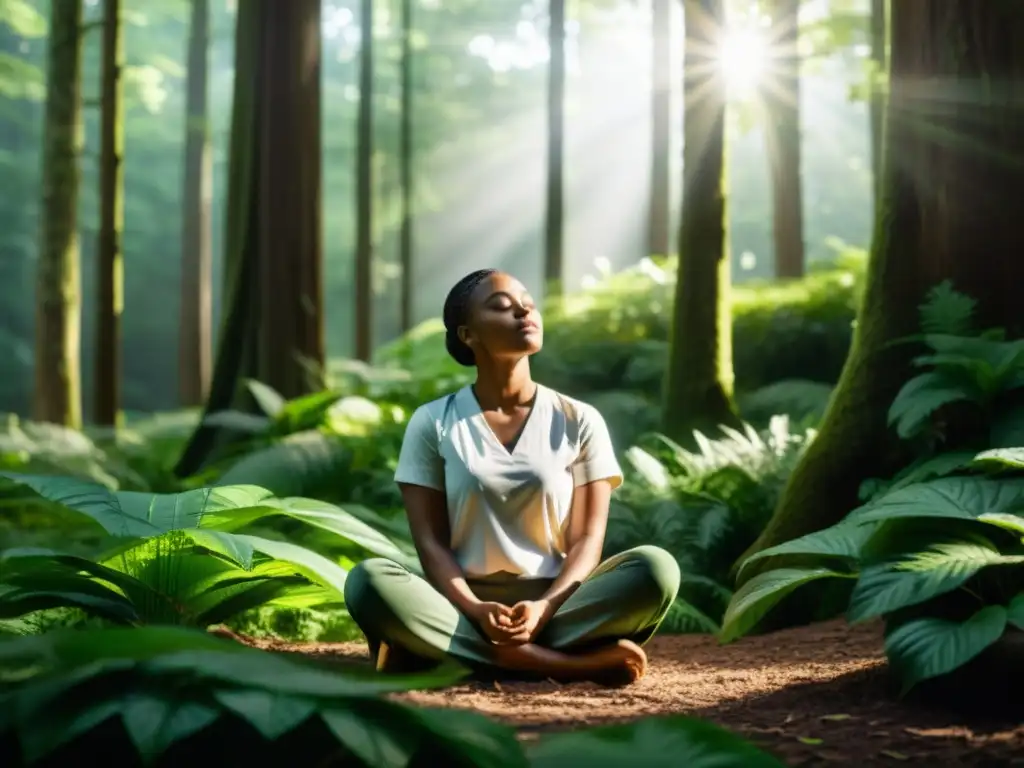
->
[473, 600, 551, 645]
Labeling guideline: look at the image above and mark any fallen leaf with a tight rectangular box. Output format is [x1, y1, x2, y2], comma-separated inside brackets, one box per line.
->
[820, 714, 853, 722]
[493, 681, 503, 692]
[880, 750, 909, 760]
[798, 737, 824, 745]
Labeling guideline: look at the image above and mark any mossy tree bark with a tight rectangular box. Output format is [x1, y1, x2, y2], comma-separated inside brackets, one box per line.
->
[34, 0, 83, 429]
[175, 0, 324, 477]
[767, 0, 804, 279]
[741, 0, 1024, 570]
[868, 0, 887, 190]
[178, 0, 213, 407]
[663, 0, 741, 444]
[354, 0, 373, 361]
[94, 0, 124, 427]
[647, 0, 672, 259]
[544, 0, 566, 297]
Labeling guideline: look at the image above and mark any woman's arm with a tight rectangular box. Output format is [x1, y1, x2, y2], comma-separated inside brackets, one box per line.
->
[536, 478, 612, 614]
[399, 483, 484, 616]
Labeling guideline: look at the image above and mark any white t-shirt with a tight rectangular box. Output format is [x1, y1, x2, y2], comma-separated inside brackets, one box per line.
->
[393, 383, 623, 579]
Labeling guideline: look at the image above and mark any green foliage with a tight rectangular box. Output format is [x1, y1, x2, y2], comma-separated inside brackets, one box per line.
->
[0, 626, 782, 767]
[606, 417, 815, 633]
[721, 284, 1024, 693]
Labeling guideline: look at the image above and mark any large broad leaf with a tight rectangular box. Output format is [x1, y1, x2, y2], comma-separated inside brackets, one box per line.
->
[1008, 593, 1024, 631]
[848, 477, 1024, 526]
[887, 371, 972, 439]
[848, 534, 1024, 623]
[884, 605, 1008, 694]
[260, 497, 420, 571]
[736, 521, 872, 583]
[720, 567, 855, 643]
[0, 473, 276, 535]
[528, 715, 785, 768]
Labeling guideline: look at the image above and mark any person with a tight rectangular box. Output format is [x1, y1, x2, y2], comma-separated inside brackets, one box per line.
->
[343, 269, 680, 685]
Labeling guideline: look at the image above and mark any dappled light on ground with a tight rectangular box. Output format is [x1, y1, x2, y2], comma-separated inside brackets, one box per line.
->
[246, 620, 1024, 766]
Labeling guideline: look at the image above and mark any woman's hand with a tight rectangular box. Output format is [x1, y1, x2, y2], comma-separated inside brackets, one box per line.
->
[503, 599, 554, 644]
[469, 601, 523, 644]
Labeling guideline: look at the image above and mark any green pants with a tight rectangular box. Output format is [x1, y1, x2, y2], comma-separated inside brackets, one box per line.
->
[343, 545, 681, 671]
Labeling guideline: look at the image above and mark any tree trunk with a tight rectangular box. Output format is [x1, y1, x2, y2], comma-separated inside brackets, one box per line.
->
[94, 0, 124, 427]
[34, 0, 83, 429]
[869, 0, 887, 193]
[398, 0, 413, 333]
[354, 0, 374, 361]
[179, 0, 213, 407]
[767, 0, 804, 279]
[647, 0, 672, 258]
[543, 0, 565, 295]
[175, 0, 324, 477]
[741, 0, 1024, 568]
[662, 0, 740, 444]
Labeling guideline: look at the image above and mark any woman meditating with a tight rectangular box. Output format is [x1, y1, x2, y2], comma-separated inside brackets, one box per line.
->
[344, 269, 680, 685]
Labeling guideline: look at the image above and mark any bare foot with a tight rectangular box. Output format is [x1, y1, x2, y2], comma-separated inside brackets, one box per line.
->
[490, 639, 647, 687]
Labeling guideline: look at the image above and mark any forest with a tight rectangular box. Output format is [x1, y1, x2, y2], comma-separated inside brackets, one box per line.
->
[0, 0, 1022, 765]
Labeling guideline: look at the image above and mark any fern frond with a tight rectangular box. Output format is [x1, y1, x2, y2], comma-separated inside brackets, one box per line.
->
[919, 280, 976, 336]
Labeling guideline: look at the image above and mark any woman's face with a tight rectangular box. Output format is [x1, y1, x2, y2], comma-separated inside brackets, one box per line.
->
[459, 272, 544, 363]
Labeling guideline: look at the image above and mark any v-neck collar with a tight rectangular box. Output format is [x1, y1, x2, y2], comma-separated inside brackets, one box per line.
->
[462, 384, 543, 457]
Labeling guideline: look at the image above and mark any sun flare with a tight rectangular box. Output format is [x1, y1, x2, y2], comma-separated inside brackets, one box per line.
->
[718, 26, 769, 95]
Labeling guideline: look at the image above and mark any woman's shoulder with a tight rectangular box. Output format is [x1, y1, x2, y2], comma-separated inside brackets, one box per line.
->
[542, 385, 604, 426]
[408, 388, 463, 425]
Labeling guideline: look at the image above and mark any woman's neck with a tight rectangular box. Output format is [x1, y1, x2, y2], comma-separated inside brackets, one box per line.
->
[472, 357, 535, 411]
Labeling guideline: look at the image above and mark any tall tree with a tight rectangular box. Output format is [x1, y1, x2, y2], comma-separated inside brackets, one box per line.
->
[868, 0, 887, 190]
[354, 0, 374, 361]
[94, 0, 124, 426]
[766, 0, 804, 279]
[663, 0, 740, 443]
[34, 0, 83, 428]
[398, 0, 413, 333]
[647, 0, 672, 258]
[176, 0, 324, 476]
[543, 0, 565, 295]
[742, 0, 1024, 563]
[179, 0, 213, 407]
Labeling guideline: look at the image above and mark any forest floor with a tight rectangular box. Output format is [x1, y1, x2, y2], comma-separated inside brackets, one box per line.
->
[247, 620, 1024, 766]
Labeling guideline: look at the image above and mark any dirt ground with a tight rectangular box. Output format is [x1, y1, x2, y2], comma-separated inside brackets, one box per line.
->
[249, 620, 1024, 766]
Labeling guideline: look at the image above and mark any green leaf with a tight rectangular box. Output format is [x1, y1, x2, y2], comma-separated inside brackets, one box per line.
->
[121, 694, 220, 763]
[214, 689, 317, 740]
[321, 706, 418, 768]
[245, 379, 287, 418]
[720, 568, 855, 643]
[737, 522, 871, 583]
[848, 535, 1024, 623]
[225, 533, 349, 597]
[214, 431, 351, 499]
[1008, 593, 1024, 631]
[528, 715, 785, 767]
[848, 478, 1024, 526]
[409, 706, 527, 768]
[886, 371, 971, 439]
[885, 606, 1007, 694]
[972, 447, 1024, 472]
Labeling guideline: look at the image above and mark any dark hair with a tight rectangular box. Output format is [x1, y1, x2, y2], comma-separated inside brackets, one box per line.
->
[442, 269, 498, 366]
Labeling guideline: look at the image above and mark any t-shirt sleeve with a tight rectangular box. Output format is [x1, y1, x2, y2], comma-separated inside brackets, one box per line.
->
[393, 405, 445, 491]
[570, 405, 624, 490]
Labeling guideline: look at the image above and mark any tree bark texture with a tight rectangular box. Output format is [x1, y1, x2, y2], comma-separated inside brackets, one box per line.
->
[647, 0, 672, 259]
[398, 0, 414, 332]
[869, 0, 887, 191]
[354, 0, 374, 361]
[175, 0, 324, 477]
[742, 0, 1024, 570]
[34, 0, 83, 428]
[94, 0, 124, 426]
[543, 0, 565, 295]
[179, 0, 213, 407]
[767, 0, 805, 279]
[662, 0, 740, 444]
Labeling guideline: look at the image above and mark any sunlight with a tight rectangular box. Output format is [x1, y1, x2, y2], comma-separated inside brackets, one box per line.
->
[719, 26, 769, 95]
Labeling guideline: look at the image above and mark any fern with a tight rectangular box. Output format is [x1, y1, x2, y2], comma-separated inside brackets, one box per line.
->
[918, 280, 976, 336]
